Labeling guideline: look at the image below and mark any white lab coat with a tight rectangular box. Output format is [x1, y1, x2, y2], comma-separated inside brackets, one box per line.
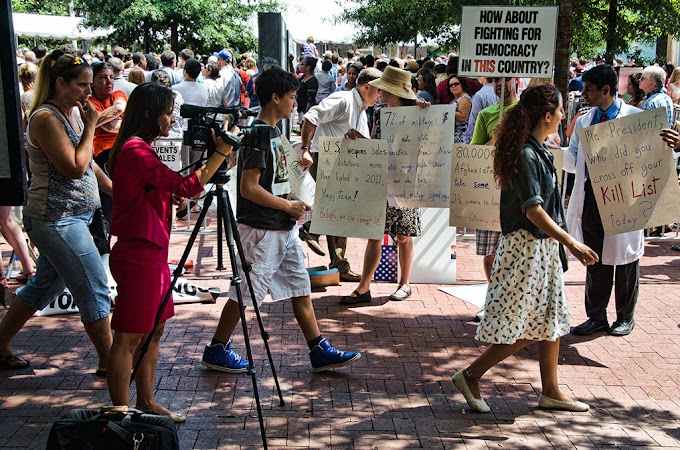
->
[563, 102, 644, 266]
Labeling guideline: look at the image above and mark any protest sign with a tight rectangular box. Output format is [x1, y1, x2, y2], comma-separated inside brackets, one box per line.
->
[382, 105, 456, 208]
[578, 107, 680, 235]
[448, 144, 501, 231]
[458, 6, 558, 78]
[152, 138, 183, 171]
[280, 136, 316, 207]
[310, 137, 389, 240]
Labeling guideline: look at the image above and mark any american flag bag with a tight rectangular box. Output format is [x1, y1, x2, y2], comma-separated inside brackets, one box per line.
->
[374, 235, 397, 283]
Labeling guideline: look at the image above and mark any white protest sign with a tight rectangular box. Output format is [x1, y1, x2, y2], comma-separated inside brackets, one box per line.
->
[449, 144, 501, 231]
[458, 6, 558, 78]
[280, 136, 316, 207]
[152, 138, 183, 171]
[310, 137, 388, 240]
[578, 107, 680, 235]
[382, 105, 456, 208]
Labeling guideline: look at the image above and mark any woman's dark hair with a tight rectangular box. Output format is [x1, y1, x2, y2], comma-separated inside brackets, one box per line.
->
[91, 61, 112, 78]
[150, 69, 171, 87]
[448, 74, 470, 95]
[257, 66, 300, 108]
[108, 83, 175, 176]
[204, 61, 220, 79]
[417, 68, 436, 99]
[629, 73, 645, 103]
[493, 84, 562, 190]
[302, 57, 317, 72]
[144, 53, 158, 71]
[446, 56, 459, 76]
[32, 52, 92, 112]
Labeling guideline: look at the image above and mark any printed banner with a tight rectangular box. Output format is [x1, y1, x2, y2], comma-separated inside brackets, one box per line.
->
[458, 6, 558, 77]
[382, 105, 456, 208]
[448, 144, 501, 231]
[310, 137, 388, 240]
[152, 138, 183, 172]
[578, 107, 680, 235]
[280, 136, 316, 207]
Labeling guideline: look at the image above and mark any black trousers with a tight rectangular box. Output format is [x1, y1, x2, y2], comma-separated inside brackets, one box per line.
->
[306, 152, 347, 267]
[581, 180, 639, 322]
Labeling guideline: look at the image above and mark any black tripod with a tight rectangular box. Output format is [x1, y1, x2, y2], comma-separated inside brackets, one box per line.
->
[131, 171, 284, 449]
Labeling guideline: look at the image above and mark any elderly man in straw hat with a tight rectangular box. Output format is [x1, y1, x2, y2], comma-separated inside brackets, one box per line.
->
[340, 66, 426, 305]
[299, 67, 383, 281]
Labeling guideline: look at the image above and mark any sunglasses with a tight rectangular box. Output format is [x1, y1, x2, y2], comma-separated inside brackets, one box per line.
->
[449, 82, 460, 88]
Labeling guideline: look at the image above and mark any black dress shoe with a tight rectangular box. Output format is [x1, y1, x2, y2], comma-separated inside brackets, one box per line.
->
[609, 319, 635, 336]
[340, 290, 371, 305]
[572, 319, 609, 336]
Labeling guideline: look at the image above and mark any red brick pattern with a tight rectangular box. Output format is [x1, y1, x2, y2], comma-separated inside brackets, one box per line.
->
[1, 210, 679, 449]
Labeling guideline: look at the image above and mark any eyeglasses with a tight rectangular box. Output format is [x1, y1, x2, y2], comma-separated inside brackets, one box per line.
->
[449, 82, 460, 88]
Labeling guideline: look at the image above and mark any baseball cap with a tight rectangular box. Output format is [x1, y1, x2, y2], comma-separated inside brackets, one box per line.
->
[213, 49, 232, 62]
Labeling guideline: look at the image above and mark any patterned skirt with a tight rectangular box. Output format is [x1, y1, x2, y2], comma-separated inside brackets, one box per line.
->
[476, 229, 570, 344]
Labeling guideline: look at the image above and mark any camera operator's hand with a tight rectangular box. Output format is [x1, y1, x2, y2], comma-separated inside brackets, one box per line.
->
[299, 150, 313, 170]
[211, 129, 233, 158]
[287, 200, 310, 220]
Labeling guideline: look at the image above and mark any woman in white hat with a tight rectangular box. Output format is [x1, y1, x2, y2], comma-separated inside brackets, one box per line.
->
[341, 66, 423, 305]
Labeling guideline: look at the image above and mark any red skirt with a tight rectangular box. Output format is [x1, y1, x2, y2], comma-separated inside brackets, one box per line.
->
[110, 238, 174, 333]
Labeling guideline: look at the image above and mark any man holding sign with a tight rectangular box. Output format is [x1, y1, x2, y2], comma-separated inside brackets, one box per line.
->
[565, 65, 643, 337]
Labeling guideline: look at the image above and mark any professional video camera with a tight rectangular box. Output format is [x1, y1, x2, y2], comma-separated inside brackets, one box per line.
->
[180, 104, 245, 157]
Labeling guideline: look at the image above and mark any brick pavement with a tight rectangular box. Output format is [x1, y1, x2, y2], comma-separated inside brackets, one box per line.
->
[1, 209, 679, 449]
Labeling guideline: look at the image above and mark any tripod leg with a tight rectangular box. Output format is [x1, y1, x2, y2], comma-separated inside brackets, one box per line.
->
[215, 188, 269, 449]
[130, 192, 216, 383]
[220, 190, 286, 406]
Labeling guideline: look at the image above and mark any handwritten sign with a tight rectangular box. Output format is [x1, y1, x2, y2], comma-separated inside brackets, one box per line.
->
[448, 144, 501, 231]
[280, 136, 316, 207]
[310, 137, 388, 240]
[382, 105, 456, 208]
[578, 107, 680, 235]
[152, 138, 183, 171]
[458, 6, 558, 77]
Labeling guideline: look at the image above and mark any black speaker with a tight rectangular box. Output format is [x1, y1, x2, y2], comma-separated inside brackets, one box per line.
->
[0, 1, 27, 206]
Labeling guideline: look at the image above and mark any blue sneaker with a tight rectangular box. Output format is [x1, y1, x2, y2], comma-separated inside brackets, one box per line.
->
[201, 340, 249, 373]
[309, 338, 361, 372]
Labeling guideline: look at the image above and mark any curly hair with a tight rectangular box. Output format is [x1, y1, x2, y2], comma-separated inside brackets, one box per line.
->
[493, 83, 561, 191]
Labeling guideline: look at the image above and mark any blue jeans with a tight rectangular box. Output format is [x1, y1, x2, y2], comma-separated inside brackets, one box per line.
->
[18, 212, 110, 323]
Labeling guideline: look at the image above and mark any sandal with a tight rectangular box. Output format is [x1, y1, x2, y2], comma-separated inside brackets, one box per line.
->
[0, 354, 30, 370]
[176, 201, 201, 219]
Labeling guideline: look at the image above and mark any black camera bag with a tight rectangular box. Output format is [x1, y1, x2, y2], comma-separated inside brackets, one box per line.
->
[46, 407, 179, 450]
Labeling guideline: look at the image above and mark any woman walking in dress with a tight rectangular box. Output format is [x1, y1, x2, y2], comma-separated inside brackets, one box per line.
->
[452, 84, 598, 413]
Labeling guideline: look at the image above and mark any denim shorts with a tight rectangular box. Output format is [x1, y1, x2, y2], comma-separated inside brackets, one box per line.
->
[18, 212, 111, 323]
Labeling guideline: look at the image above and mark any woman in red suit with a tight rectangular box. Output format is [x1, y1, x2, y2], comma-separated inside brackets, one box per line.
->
[106, 83, 236, 421]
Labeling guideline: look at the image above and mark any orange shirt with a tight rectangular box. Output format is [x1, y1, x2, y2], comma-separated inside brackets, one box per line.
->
[89, 90, 127, 156]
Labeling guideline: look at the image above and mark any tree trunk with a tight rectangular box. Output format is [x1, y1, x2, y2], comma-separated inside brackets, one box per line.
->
[171, 22, 179, 54]
[555, 0, 573, 124]
[605, 0, 618, 62]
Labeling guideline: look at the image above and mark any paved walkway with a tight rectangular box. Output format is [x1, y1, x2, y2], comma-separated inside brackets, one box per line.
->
[1, 209, 679, 449]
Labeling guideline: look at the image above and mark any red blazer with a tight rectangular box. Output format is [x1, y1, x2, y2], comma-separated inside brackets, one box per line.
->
[110, 138, 202, 248]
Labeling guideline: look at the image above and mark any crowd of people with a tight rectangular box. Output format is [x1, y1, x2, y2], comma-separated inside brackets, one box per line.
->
[2, 39, 680, 423]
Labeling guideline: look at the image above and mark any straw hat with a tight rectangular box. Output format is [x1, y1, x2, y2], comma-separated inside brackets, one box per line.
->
[369, 66, 417, 100]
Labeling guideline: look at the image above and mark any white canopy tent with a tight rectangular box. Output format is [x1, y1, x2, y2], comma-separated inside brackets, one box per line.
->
[12, 12, 110, 41]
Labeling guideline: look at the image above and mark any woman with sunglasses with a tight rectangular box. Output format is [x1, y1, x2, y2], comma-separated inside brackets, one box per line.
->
[448, 75, 472, 143]
[0, 52, 113, 372]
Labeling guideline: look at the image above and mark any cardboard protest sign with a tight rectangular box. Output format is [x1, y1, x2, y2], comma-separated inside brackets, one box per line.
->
[448, 144, 501, 231]
[578, 107, 680, 235]
[458, 6, 558, 78]
[280, 136, 316, 207]
[152, 138, 183, 171]
[381, 105, 456, 208]
[310, 137, 388, 240]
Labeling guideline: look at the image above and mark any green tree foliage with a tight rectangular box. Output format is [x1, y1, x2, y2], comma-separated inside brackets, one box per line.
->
[73, 0, 282, 54]
[12, 0, 69, 15]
